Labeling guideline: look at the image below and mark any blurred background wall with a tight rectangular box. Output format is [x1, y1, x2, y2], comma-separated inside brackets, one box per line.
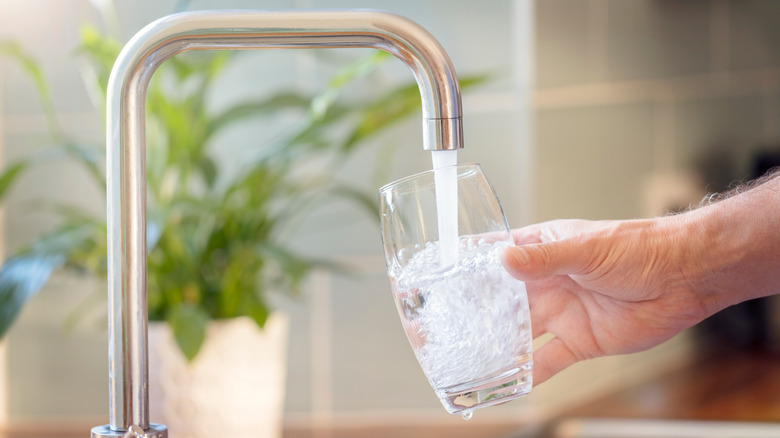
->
[0, 0, 779, 431]
[533, 0, 780, 361]
[535, 0, 780, 222]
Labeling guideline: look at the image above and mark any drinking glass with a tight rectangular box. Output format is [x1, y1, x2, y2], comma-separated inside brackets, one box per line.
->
[379, 163, 533, 417]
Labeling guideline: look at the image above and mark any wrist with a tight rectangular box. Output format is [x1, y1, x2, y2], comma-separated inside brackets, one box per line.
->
[680, 177, 780, 313]
[673, 207, 741, 316]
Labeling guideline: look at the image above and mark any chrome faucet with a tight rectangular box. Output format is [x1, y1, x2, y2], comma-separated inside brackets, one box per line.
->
[91, 10, 463, 437]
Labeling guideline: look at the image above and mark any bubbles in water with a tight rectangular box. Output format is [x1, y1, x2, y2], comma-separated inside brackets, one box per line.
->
[392, 240, 532, 391]
[461, 411, 473, 421]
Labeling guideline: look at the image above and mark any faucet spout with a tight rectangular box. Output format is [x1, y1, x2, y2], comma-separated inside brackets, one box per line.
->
[96, 9, 463, 437]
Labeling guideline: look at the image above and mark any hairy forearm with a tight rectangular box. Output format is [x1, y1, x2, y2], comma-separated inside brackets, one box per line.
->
[680, 172, 780, 313]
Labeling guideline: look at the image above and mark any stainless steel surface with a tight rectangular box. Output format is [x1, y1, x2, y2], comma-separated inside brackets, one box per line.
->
[91, 423, 168, 438]
[98, 9, 463, 435]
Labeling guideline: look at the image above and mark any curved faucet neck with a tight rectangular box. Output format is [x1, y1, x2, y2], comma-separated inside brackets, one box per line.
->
[100, 9, 463, 436]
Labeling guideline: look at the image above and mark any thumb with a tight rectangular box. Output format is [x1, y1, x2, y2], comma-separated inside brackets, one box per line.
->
[502, 240, 593, 281]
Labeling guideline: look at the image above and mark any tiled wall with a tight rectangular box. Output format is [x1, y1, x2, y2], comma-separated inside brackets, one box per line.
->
[534, 0, 780, 221]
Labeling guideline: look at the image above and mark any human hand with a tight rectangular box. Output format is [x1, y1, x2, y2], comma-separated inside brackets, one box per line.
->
[503, 174, 780, 386]
[501, 217, 715, 385]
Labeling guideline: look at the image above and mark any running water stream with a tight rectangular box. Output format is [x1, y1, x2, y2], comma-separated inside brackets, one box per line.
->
[431, 150, 459, 268]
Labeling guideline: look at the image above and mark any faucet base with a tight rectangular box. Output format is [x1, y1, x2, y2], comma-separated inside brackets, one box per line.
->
[92, 424, 168, 438]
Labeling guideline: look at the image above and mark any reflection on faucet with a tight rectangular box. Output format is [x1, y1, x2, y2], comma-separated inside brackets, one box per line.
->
[93, 10, 463, 437]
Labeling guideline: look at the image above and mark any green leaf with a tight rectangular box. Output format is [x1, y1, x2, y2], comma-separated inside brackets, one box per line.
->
[330, 51, 390, 88]
[0, 40, 62, 139]
[0, 253, 64, 340]
[343, 74, 490, 151]
[255, 242, 313, 287]
[199, 156, 217, 188]
[37, 202, 104, 227]
[254, 242, 353, 290]
[75, 24, 122, 99]
[60, 142, 105, 190]
[247, 299, 269, 331]
[167, 303, 209, 362]
[0, 162, 27, 202]
[310, 51, 390, 120]
[206, 93, 311, 139]
[459, 74, 491, 90]
[168, 52, 231, 112]
[26, 141, 104, 192]
[343, 83, 421, 151]
[328, 184, 379, 221]
[0, 222, 96, 340]
[61, 286, 105, 333]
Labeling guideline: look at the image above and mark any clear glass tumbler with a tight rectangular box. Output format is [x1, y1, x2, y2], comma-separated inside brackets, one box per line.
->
[379, 163, 533, 417]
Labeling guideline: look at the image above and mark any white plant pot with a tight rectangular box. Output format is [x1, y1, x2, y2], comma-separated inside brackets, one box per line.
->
[148, 313, 288, 438]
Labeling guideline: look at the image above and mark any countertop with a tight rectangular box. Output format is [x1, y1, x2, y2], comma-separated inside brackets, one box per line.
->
[283, 349, 780, 438]
[3, 349, 778, 438]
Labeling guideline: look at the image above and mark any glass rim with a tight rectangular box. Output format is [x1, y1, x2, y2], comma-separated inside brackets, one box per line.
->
[378, 162, 482, 195]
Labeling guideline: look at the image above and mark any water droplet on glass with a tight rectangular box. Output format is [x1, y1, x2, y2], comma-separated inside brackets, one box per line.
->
[461, 411, 473, 421]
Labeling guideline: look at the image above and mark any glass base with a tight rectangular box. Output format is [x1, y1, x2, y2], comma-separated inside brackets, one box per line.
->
[436, 361, 533, 415]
